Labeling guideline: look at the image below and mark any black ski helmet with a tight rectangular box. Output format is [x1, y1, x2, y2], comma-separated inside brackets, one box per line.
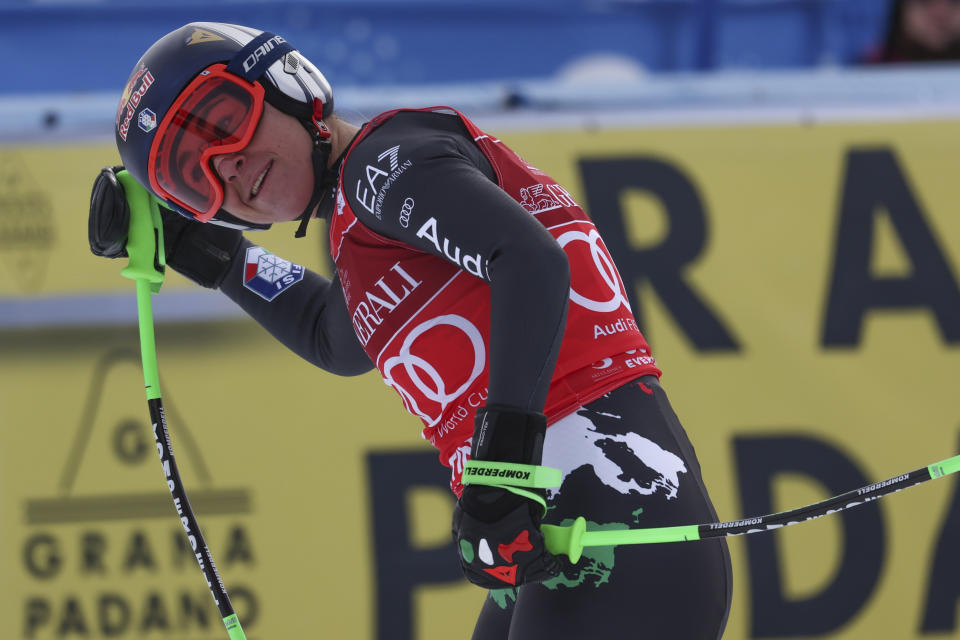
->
[115, 22, 334, 231]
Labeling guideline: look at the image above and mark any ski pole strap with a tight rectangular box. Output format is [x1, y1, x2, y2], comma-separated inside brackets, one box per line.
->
[462, 460, 562, 489]
[462, 461, 562, 515]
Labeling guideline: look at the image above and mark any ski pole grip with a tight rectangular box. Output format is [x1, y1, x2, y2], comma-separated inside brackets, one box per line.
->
[542, 516, 587, 563]
[116, 170, 165, 291]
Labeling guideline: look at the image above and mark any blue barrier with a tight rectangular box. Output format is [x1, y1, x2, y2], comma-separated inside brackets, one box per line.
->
[0, 0, 891, 95]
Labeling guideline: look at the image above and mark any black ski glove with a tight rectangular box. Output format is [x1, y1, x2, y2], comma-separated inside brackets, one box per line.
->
[88, 166, 243, 288]
[453, 484, 560, 588]
[452, 406, 561, 588]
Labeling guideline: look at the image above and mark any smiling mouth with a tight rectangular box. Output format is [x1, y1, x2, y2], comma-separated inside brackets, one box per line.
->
[251, 160, 272, 199]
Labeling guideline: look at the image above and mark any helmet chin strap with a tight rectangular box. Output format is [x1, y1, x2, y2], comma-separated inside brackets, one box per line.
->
[294, 98, 335, 238]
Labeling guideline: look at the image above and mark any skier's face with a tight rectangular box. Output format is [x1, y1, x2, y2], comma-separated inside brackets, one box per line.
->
[212, 102, 316, 224]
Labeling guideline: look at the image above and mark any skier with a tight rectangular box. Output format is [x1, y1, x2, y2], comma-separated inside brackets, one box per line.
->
[89, 22, 732, 638]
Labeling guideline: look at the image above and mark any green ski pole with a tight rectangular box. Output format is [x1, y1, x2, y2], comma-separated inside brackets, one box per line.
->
[544, 453, 960, 563]
[116, 171, 247, 640]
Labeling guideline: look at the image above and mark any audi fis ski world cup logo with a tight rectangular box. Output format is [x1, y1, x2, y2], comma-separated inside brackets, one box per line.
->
[381, 314, 486, 429]
[242, 246, 304, 301]
[556, 226, 631, 314]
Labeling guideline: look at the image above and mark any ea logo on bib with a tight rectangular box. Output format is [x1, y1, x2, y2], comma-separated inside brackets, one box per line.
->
[242, 246, 304, 301]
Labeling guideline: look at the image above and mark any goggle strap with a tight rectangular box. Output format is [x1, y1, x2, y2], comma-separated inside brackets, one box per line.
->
[294, 140, 335, 238]
[226, 31, 295, 82]
[294, 207, 312, 238]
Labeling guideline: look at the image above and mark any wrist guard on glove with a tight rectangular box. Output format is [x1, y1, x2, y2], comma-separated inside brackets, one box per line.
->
[89, 166, 243, 288]
[452, 405, 561, 588]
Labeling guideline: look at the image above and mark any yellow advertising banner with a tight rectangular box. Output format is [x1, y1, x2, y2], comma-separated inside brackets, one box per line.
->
[2, 116, 959, 639]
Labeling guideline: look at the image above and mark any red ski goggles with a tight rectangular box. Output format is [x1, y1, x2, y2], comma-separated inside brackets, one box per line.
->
[148, 64, 264, 221]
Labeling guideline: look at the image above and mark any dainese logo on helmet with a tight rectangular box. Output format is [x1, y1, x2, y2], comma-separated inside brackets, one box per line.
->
[242, 35, 286, 73]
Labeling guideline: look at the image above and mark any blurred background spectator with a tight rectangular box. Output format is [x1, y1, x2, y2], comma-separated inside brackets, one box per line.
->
[865, 0, 960, 63]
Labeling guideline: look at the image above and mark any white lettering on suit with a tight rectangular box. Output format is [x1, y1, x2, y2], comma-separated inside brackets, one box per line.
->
[415, 217, 489, 280]
[356, 145, 402, 218]
[351, 262, 422, 346]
